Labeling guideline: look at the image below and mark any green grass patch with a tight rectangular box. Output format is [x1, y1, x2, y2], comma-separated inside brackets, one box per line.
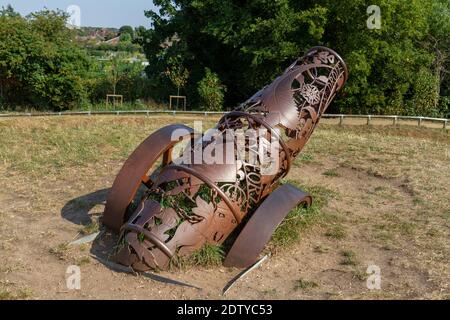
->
[270, 206, 316, 248]
[323, 168, 340, 177]
[341, 250, 358, 266]
[270, 181, 337, 248]
[293, 278, 319, 290]
[172, 243, 225, 269]
[49, 243, 70, 260]
[188, 244, 225, 267]
[79, 221, 99, 235]
[75, 256, 91, 266]
[443, 211, 450, 221]
[294, 152, 315, 165]
[398, 222, 416, 236]
[325, 225, 347, 240]
[352, 269, 368, 281]
[0, 288, 33, 300]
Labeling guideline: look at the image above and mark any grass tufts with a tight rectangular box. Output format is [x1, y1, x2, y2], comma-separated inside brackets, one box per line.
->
[49, 243, 70, 261]
[79, 220, 99, 236]
[325, 225, 347, 240]
[0, 287, 33, 300]
[189, 244, 225, 268]
[341, 250, 358, 266]
[271, 181, 337, 248]
[293, 278, 319, 291]
[323, 168, 340, 177]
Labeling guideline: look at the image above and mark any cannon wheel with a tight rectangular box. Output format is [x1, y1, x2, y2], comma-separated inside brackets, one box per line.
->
[224, 183, 312, 268]
[103, 124, 194, 232]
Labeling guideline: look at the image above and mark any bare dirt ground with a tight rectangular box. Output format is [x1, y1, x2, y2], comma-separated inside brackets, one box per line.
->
[0, 116, 449, 300]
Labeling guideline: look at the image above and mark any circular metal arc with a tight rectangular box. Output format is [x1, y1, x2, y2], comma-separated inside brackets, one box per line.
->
[219, 110, 293, 175]
[103, 124, 194, 232]
[156, 164, 243, 224]
[224, 183, 312, 268]
[122, 223, 174, 259]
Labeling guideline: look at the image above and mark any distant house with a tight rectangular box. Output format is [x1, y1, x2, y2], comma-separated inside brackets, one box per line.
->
[105, 36, 120, 45]
[75, 27, 120, 45]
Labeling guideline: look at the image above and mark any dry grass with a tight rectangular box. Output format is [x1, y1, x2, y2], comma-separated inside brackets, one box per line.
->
[341, 250, 358, 266]
[293, 278, 319, 291]
[0, 115, 449, 300]
[0, 115, 217, 176]
[0, 287, 33, 300]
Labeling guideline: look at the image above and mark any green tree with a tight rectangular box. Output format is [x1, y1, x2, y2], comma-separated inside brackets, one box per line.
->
[0, 4, 20, 17]
[119, 32, 132, 43]
[133, 26, 148, 45]
[119, 25, 134, 37]
[143, 0, 449, 116]
[105, 53, 128, 95]
[320, 0, 448, 116]
[165, 56, 189, 97]
[197, 68, 226, 111]
[0, 8, 92, 110]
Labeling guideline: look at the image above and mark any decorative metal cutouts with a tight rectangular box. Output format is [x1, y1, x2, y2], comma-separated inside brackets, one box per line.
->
[103, 47, 348, 271]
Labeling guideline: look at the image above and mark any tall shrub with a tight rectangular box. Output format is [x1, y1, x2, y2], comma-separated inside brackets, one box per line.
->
[197, 68, 226, 111]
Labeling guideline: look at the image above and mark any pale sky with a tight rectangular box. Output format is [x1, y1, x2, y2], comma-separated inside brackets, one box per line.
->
[0, 0, 158, 28]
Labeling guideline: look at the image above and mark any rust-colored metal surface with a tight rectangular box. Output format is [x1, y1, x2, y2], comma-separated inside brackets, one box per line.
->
[223, 183, 312, 268]
[103, 46, 348, 270]
[103, 124, 194, 231]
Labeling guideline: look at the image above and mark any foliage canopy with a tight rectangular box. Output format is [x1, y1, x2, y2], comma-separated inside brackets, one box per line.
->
[0, 8, 92, 110]
[143, 0, 449, 116]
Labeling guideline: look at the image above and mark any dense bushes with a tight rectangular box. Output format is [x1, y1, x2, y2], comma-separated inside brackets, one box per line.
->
[0, 8, 153, 111]
[88, 75, 156, 104]
[197, 68, 226, 111]
[0, 9, 91, 110]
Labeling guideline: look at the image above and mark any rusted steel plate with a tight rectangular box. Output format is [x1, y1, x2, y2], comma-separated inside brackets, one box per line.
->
[223, 184, 312, 268]
[157, 164, 243, 223]
[222, 255, 269, 295]
[103, 124, 194, 231]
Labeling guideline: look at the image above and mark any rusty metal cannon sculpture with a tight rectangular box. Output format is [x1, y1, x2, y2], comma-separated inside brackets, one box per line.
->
[103, 47, 348, 271]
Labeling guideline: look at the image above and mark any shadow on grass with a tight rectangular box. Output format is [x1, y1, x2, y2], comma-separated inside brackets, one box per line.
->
[61, 188, 110, 226]
[60, 188, 120, 269]
[58, 181, 334, 286]
[60, 188, 204, 289]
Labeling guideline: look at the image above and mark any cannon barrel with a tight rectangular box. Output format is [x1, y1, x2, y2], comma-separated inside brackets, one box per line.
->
[104, 46, 348, 271]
